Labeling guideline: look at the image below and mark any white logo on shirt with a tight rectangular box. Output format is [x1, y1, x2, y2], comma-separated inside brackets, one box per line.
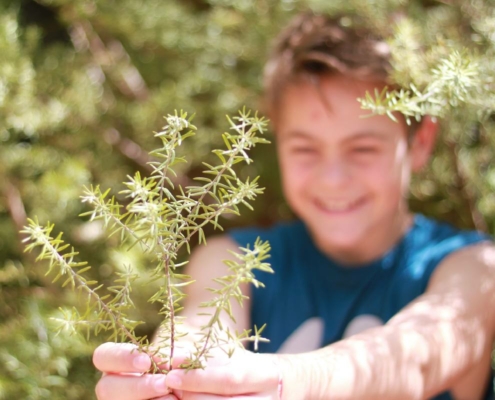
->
[277, 314, 384, 354]
[342, 314, 384, 338]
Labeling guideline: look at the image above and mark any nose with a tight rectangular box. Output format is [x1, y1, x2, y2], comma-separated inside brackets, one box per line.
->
[317, 155, 351, 188]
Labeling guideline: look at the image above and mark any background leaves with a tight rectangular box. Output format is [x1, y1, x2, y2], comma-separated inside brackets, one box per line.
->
[2, 1, 495, 398]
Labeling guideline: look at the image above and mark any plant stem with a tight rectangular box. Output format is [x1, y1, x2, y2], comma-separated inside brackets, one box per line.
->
[164, 255, 176, 370]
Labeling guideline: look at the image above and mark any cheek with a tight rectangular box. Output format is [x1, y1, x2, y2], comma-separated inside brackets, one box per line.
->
[355, 153, 410, 194]
[278, 159, 313, 200]
[376, 142, 410, 180]
[373, 157, 411, 200]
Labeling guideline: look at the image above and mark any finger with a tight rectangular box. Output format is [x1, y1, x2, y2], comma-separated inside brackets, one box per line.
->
[153, 387, 184, 400]
[93, 342, 152, 373]
[181, 392, 275, 400]
[166, 354, 279, 395]
[95, 373, 170, 400]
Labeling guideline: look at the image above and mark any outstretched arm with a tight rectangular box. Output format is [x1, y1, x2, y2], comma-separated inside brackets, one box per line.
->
[165, 242, 495, 400]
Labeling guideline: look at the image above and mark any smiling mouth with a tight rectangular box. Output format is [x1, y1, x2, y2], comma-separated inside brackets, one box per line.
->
[314, 197, 367, 214]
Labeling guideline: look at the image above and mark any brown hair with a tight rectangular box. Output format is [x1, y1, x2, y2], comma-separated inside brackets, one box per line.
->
[263, 12, 394, 122]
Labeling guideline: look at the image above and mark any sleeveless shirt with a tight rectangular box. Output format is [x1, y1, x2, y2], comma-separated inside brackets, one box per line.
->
[230, 214, 493, 400]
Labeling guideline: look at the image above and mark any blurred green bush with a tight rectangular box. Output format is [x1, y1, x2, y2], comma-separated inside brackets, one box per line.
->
[2, 0, 495, 398]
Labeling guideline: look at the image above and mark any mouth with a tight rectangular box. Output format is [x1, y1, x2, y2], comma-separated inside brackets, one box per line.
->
[314, 196, 367, 214]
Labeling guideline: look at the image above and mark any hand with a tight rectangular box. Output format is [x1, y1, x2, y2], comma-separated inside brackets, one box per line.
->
[165, 349, 282, 400]
[93, 342, 173, 400]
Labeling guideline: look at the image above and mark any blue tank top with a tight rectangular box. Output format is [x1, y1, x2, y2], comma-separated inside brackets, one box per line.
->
[230, 214, 493, 400]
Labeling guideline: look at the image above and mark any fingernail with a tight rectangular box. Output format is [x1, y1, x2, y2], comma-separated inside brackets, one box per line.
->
[174, 390, 183, 399]
[133, 354, 151, 370]
[166, 374, 182, 388]
[153, 375, 168, 393]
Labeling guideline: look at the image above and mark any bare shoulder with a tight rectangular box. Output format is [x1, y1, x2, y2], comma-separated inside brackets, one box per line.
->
[188, 235, 241, 263]
[423, 241, 495, 329]
[385, 242, 495, 399]
[427, 241, 495, 399]
[185, 235, 243, 282]
[183, 234, 251, 331]
[442, 240, 495, 265]
[185, 234, 243, 286]
[428, 241, 495, 295]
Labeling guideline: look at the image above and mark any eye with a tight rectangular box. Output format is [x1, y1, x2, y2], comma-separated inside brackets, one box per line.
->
[352, 146, 378, 154]
[291, 147, 316, 155]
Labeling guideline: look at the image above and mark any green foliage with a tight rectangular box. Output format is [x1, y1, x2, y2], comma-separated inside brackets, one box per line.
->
[359, 49, 482, 123]
[2, 0, 495, 398]
[22, 109, 271, 373]
[181, 237, 272, 369]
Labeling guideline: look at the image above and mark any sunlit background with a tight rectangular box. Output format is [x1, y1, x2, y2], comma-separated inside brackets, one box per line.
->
[2, 0, 495, 398]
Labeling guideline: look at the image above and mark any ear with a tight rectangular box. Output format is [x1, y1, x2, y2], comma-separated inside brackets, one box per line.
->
[409, 116, 439, 172]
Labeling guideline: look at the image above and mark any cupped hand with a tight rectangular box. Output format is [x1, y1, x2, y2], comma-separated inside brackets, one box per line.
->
[93, 342, 174, 400]
[93, 343, 282, 400]
[165, 349, 282, 400]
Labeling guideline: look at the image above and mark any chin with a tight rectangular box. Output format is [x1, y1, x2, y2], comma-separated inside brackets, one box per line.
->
[313, 228, 365, 255]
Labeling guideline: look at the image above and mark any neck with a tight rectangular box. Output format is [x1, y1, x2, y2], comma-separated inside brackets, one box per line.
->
[320, 211, 414, 267]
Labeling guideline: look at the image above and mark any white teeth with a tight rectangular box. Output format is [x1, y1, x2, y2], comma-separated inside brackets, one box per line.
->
[320, 199, 359, 212]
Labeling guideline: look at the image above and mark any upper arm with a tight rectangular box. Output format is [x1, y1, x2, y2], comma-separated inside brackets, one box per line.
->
[388, 242, 495, 398]
[181, 235, 252, 334]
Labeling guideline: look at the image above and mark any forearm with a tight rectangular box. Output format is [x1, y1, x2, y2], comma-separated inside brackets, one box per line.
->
[276, 316, 490, 400]
[277, 327, 424, 400]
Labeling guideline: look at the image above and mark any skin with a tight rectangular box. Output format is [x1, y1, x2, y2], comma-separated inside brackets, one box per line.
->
[93, 75, 495, 400]
[275, 76, 418, 264]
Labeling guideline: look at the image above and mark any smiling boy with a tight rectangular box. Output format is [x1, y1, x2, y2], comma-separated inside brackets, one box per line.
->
[93, 13, 495, 400]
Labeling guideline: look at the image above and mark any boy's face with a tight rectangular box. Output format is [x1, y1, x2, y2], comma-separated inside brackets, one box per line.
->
[275, 75, 427, 264]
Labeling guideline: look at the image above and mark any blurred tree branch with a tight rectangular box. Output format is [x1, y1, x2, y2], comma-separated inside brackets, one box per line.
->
[68, 19, 149, 101]
[102, 127, 194, 188]
[446, 139, 488, 232]
[3, 178, 27, 248]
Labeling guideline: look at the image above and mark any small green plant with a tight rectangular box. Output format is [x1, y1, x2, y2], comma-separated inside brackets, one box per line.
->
[358, 50, 481, 124]
[21, 109, 272, 373]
